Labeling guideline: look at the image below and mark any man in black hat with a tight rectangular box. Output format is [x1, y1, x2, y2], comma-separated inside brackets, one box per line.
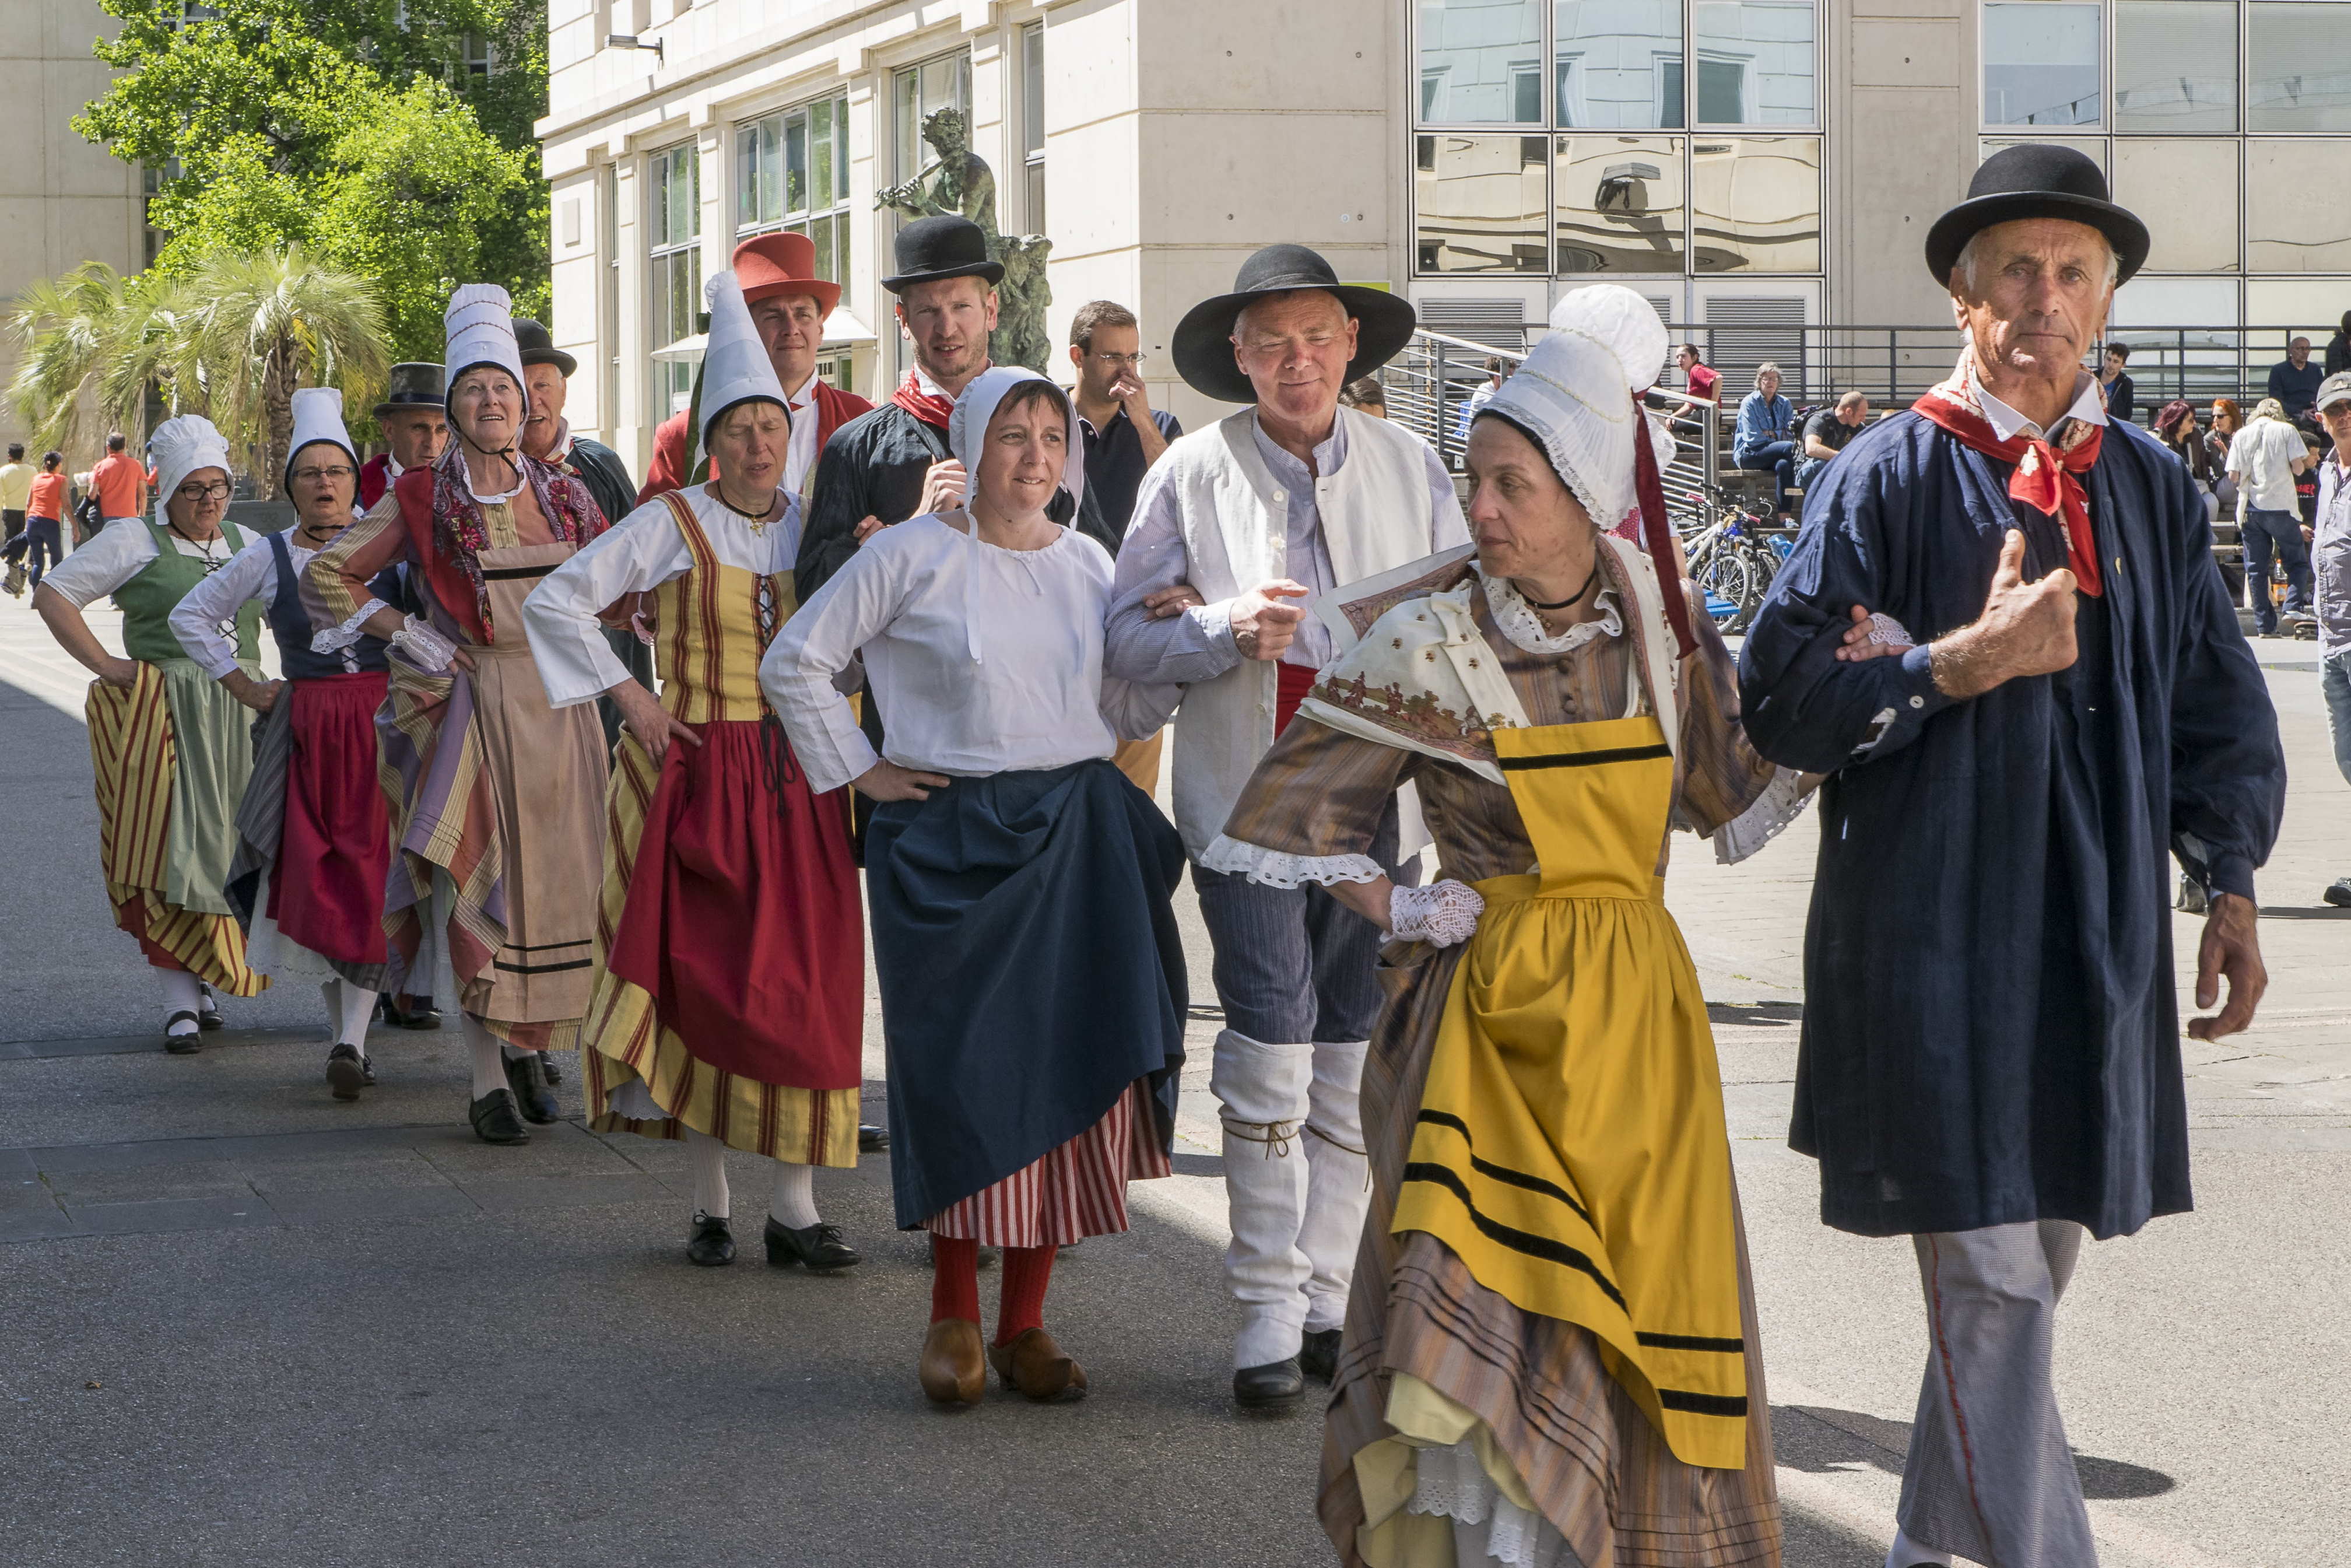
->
[1101, 243, 1465, 1414]
[359, 363, 449, 513]
[1741, 144, 2284, 1568]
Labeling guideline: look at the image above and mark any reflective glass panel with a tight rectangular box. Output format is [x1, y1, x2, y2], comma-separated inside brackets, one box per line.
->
[1982, 2, 2103, 127]
[1419, 0, 1544, 123]
[812, 213, 837, 283]
[2111, 139, 2237, 272]
[812, 100, 834, 211]
[785, 113, 808, 215]
[1555, 134, 1685, 273]
[1555, 0, 1682, 129]
[2248, 278, 2351, 339]
[2248, 138, 2351, 271]
[1024, 23, 1047, 153]
[2250, 2, 2351, 131]
[1691, 1, 1817, 125]
[1415, 133, 1550, 273]
[2114, 1, 2238, 132]
[1980, 135, 2106, 170]
[1691, 136, 1820, 272]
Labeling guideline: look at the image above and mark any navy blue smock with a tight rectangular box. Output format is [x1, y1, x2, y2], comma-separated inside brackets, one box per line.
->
[1738, 412, 2285, 1240]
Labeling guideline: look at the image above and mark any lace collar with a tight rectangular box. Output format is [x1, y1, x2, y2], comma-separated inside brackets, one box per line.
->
[1475, 562, 1623, 654]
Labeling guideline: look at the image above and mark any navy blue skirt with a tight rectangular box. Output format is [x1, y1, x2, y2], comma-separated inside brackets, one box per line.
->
[867, 757, 1188, 1229]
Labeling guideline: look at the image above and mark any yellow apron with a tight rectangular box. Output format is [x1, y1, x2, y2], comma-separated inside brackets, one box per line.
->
[1389, 713, 1749, 1471]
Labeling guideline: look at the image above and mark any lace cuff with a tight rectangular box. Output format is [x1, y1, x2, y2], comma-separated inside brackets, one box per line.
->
[1198, 834, 1386, 889]
[311, 597, 387, 656]
[1404, 1441, 1571, 1568]
[1711, 764, 1811, 864]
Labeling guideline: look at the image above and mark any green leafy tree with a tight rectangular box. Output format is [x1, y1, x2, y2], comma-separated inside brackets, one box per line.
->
[4, 263, 190, 458]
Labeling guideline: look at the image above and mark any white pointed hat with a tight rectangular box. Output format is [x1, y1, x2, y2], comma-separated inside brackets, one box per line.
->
[1485, 285, 1675, 528]
[696, 269, 790, 458]
[149, 413, 233, 525]
[444, 283, 527, 404]
[283, 387, 357, 490]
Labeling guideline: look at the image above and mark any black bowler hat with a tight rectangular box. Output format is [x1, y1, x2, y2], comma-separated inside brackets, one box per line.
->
[1171, 244, 1418, 406]
[883, 215, 1004, 293]
[373, 362, 445, 417]
[513, 318, 578, 378]
[1925, 143, 2150, 287]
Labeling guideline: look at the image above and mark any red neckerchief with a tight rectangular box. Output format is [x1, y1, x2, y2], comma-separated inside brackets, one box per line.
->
[889, 370, 957, 430]
[1913, 355, 2106, 596]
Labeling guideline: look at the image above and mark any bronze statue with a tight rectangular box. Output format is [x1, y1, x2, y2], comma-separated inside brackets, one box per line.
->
[877, 107, 1053, 371]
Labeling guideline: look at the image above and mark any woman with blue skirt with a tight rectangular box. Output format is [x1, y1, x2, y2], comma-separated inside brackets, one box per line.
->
[764, 366, 1185, 1408]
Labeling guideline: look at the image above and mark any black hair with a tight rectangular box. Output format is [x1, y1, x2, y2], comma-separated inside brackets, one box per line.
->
[6, 443, 21, 461]
[991, 377, 1071, 427]
[41, 450, 62, 469]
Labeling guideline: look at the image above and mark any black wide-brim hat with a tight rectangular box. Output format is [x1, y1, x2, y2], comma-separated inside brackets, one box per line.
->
[513, 318, 578, 378]
[1924, 143, 2150, 287]
[373, 361, 447, 417]
[883, 215, 1005, 293]
[1171, 244, 1418, 405]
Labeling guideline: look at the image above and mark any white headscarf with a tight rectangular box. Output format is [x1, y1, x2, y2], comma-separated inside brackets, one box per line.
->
[149, 415, 234, 527]
[283, 387, 358, 494]
[1485, 285, 1676, 530]
[940, 366, 1086, 664]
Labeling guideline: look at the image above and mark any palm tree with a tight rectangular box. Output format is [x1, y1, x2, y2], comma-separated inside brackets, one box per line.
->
[5, 262, 176, 459]
[174, 246, 390, 497]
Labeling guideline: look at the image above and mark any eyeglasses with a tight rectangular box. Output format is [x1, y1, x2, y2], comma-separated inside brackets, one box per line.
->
[174, 480, 233, 502]
[290, 465, 356, 484]
[1090, 351, 1148, 368]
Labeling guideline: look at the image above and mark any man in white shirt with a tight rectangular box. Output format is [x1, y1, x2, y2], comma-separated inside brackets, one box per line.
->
[2225, 397, 2314, 635]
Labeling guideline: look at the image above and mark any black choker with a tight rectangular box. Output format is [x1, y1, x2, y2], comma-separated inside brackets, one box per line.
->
[714, 489, 776, 522]
[1521, 558, 1601, 612]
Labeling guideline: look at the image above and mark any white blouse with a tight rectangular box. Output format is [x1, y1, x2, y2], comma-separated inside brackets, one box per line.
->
[166, 534, 329, 679]
[762, 514, 1178, 797]
[39, 518, 236, 610]
[521, 486, 805, 710]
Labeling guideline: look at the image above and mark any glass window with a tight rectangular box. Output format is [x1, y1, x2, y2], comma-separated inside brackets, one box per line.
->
[1692, 1, 1816, 126]
[1419, 0, 1545, 123]
[2114, 1, 2237, 132]
[2248, 138, 2351, 271]
[1555, 134, 1685, 273]
[1415, 132, 1550, 273]
[2111, 138, 2238, 272]
[648, 142, 701, 415]
[894, 50, 973, 184]
[1691, 136, 1820, 272]
[736, 93, 852, 283]
[1980, 135, 2106, 170]
[1555, 0, 1681, 129]
[1023, 22, 1047, 234]
[2247, 278, 2351, 339]
[1982, 2, 2102, 127]
[2250, 1, 2351, 132]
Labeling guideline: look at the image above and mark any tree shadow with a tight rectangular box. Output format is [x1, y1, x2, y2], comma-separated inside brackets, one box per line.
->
[1774, 1404, 2175, 1500]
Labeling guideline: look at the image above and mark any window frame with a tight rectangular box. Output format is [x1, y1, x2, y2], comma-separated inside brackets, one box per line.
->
[734, 91, 854, 290]
[646, 141, 703, 421]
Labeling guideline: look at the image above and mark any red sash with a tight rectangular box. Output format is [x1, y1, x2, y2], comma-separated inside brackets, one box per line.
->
[1911, 391, 2106, 597]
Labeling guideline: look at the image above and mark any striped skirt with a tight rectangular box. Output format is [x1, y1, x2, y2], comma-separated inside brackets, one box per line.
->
[925, 1081, 1174, 1248]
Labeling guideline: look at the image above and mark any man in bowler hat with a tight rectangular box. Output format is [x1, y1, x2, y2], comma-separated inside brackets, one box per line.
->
[1740, 144, 2285, 1567]
[359, 364, 450, 512]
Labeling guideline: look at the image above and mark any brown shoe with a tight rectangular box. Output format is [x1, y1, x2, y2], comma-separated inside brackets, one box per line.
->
[919, 1319, 985, 1407]
[987, 1327, 1088, 1403]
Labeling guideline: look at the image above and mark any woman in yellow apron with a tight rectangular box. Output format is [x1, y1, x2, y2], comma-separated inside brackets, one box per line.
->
[1209, 286, 1811, 1567]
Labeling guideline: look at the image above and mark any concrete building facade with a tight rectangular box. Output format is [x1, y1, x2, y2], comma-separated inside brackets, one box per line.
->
[541, 0, 2351, 459]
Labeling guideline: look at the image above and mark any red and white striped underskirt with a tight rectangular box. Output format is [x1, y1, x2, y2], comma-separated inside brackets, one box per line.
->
[924, 1080, 1174, 1248]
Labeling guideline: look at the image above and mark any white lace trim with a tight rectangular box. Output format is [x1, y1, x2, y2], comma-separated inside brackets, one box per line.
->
[1198, 834, 1386, 889]
[1403, 1441, 1578, 1567]
[311, 597, 388, 655]
[1475, 563, 1624, 655]
[1710, 763, 1811, 865]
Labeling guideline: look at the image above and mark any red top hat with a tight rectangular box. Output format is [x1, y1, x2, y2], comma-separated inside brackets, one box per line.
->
[733, 231, 841, 315]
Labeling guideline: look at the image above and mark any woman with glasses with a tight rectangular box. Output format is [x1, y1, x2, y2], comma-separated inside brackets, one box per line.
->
[168, 390, 402, 1097]
[31, 415, 270, 1047]
[306, 286, 615, 1145]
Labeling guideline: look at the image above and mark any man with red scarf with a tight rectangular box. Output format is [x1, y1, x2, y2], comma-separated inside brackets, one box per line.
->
[1741, 145, 2285, 1568]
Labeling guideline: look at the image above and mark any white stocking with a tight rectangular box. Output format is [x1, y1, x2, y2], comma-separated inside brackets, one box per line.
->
[157, 969, 202, 1036]
[461, 1015, 507, 1099]
[769, 1162, 818, 1229]
[686, 1129, 731, 1220]
[335, 981, 378, 1050]
[1885, 1527, 1952, 1568]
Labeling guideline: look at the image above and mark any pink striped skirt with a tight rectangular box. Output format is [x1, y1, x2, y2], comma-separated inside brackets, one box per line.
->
[924, 1080, 1175, 1248]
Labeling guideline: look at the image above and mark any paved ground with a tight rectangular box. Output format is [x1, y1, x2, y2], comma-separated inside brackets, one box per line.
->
[1, 587, 2343, 1566]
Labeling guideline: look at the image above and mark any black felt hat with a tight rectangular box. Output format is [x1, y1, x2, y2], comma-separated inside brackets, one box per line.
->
[883, 215, 1004, 293]
[1171, 244, 1417, 405]
[372, 362, 446, 416]
[513, 318, 578, 377]
[1925, 143, 2150, 287]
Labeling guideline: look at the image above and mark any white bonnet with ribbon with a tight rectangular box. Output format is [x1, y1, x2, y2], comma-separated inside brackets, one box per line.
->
[1482, 285, 1675, 529]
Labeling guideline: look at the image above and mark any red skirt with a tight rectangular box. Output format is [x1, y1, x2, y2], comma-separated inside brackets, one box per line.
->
[605, 717, 863, 1088]
[268, 672, 392, 969]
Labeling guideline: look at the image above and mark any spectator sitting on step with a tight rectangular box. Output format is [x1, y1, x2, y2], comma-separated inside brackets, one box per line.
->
[1677, 343, 1720, 404]
[1732, 360, 1799, 520]
[1793, 391, 1869, 500]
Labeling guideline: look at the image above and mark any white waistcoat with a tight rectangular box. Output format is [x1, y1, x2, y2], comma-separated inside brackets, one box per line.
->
[1162, 406, 1467, 858]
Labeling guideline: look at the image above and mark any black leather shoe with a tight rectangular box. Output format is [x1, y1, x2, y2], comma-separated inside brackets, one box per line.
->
[2325, 878, 2351, 909]
[468, 1089, 531, 1145]
[504, 1051, 560, 1124]
[1234, 1357, 1306, 1412]
[1298, 1328, 1343, 1383]
[764, 1217, 860, 1274]
[196, 984, 224, 1030]
[858, 1122, 889, 1152]
[378, 994, 441, 1030]
[325, 1044, 367, 1102]
[540, 1052, 563, 1085]
[163, 1010, 202, 1054]
[687, 1212, 735, 1267]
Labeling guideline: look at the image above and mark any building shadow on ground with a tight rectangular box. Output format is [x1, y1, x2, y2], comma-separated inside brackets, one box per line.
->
[1773, 1403, 2175, 1500]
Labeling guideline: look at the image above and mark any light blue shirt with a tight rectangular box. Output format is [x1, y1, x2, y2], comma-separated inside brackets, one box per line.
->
[1733, 392, 1795, 464]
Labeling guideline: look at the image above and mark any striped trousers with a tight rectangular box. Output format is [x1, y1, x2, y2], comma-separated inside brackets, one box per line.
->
[1900, 1219, 2099, 1567]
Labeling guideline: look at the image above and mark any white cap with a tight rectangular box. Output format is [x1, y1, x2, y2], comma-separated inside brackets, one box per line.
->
[942, 365, 1086, 664]
[149, 415, 234, 524]
[1487, 285, 1675, 529]
[283, 387, 357, 491]
[443, 283, 527, 406]
[697, 270, 790, 459]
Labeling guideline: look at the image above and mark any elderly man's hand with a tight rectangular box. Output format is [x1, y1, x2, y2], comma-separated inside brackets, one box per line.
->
[1230, 580, 1311, 661]
[1927, 528, 2078, 699]
[2187, 892, 2265, 1040]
